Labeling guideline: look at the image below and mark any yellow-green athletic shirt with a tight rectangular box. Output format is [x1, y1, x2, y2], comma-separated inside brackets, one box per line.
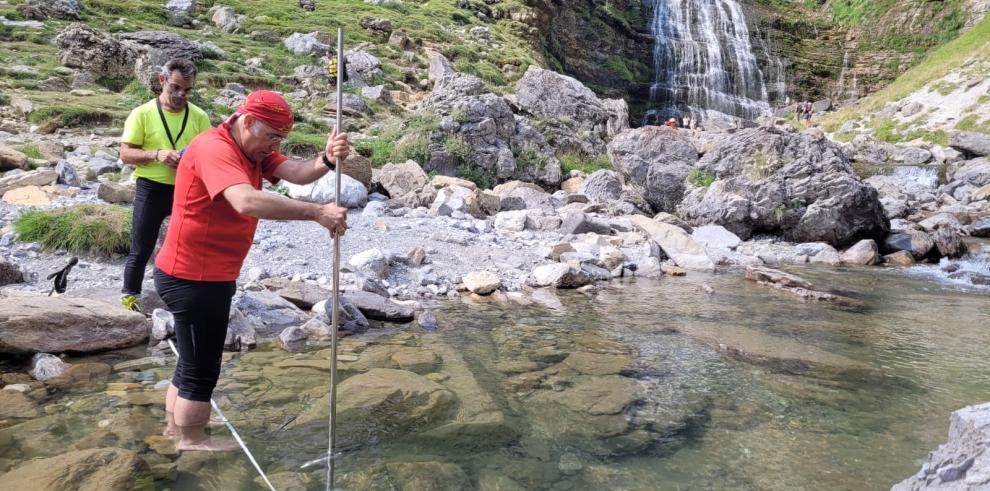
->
[121, 99, 212, 185]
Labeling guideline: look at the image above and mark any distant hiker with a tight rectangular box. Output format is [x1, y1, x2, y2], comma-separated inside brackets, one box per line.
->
[688, 116, 697, 130]
[119, 59, 211, 313]
[154, 90, 349, 451]
[802, 101, 814, 128]
[666, 117, 679, 130]
[323, 52, 348, 84]
[682, 115, 690, 128]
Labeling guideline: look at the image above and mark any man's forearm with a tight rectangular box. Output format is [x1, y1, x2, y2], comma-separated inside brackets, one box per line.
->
[285, 156, 331, 185]
[120, 148, 159, 166]
[238, 187, 321, 221]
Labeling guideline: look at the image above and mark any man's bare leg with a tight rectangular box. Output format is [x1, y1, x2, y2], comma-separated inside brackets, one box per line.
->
[164, 382, 179, 437]
[174, 396, 238, 451]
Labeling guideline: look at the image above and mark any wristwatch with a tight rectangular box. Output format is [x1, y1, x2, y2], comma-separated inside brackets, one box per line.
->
[321, 152, 336, 170]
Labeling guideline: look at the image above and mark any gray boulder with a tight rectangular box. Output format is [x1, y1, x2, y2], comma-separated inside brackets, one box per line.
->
[18, 0, 82, 20]
[0, 261, 25, 287]
[284, 32, 330, 56]
[165, 0, 196, 13]
[55, 24, 138, 78]
[883, 230, 935, 259]
[234, 290, 310, 334]
[211, 6, 243, 33]
[950, 131, 990, 158]
[513, 66, 629, 155]
[345, 49, 383, 88]
[425, 71, 561, 187]
[116, 31, 204, 92]
[341, 291, 414, 322]
[950, 158, 990, 188]
[865, 174, 937, 219]
[607, 126, 699, 213]
[579, 170, 622, 203]
[677, 128, 888, 247]
[891, 402, 990, 491]
[97, 181, 135, 204]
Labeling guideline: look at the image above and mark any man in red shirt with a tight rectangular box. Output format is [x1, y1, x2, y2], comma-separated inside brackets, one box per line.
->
[154, 90, 349, 451]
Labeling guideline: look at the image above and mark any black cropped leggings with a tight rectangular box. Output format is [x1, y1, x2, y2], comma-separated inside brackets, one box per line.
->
[154, 269, 236, 402]
[122, 178, 173, 296]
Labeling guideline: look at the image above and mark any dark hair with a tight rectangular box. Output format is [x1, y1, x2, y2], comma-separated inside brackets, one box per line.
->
[161, 58, 197, 79]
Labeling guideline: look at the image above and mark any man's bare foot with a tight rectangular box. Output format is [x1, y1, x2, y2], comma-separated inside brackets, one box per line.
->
[164, 419, 224, 438]
[176, 437, 240, 452]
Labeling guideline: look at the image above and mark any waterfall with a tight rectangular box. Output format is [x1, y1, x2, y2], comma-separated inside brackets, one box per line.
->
[642, 0, 785, 125]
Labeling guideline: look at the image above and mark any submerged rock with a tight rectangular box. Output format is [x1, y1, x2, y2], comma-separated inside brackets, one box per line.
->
[745, 266, 837, 301]
[0, 447, 147, 490]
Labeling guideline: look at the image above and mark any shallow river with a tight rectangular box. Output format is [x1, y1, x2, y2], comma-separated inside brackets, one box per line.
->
[2, 264, 988, 491]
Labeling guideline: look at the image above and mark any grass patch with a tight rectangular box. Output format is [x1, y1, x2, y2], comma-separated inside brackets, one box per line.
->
[29, 106, 118, 128]
[604, 55, 635, 82]
[687, 168, 716, 188]
[457, 163, 495, 190]
[355, 138, 396, 167]
[930, 80, 960, 96]
[513, 142, 547, 170]
[955, 114, 990, 134]
[558, 152, 611, 175]
[824, 14, 990, 131]
[750, 151, 783, 181]
[0, 93, 9, 106]
[18, 144, 44, 160]
[870, 118, 950, 145]
[15, 204, 132, 255]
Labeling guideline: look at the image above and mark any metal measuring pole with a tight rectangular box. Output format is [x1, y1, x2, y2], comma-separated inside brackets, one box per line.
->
[326, 25, 345, 491]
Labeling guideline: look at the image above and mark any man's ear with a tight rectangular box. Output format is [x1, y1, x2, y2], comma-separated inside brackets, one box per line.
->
[158, 73, 166, 90]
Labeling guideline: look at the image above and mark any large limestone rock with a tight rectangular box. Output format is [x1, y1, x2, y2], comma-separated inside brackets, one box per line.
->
[55, 24, 137, 78]
[379, 160, 436, 208]
[0, 296, 147, 354]
[514, 66, 629, 155]
[892, 402, 990, 491]
[260, 278, 330, 310]
[529, 263, 593, 289]
[284, 172, 368, 209]
[0, 169, 58, 196]
[345, 49, 383, 88]
[283, 32, 329, 56]
[97, 181, 135, 204]
[950, 158, 990, 188]
[0, 447, 146, 491]
[579, 169, 623, 203]
[840, 239, 880, 266]
[865, 174, 937, 219]
[607, 126, 699, 212]
[463, 271, 501, 295]
[424, 68, 562, 187]
[950, 131, 990, 158]
[629, 215, 715, 271]
[18, 0, 82, 20]
[0, 146, 29, 172]
[115, 31, 205, 92]
[677, 128, 888, 248]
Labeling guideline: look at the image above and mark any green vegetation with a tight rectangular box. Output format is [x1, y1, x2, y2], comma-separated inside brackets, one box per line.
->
[18, 144, 44, 160]
[513, 142, 547, 170]
[750, 151, 783, 181]
[457, 164, 495, 190]
[442, 134, 472, 163]
[355, 138, 396, 168]
[687, 168, 716, 188]
[868, 118, 949, 145]
[604, 56, 634, 82]
[558, 152, 612, 175]
[824, 14, 990, 130]
[930, 81, 960, 96]
[28, 106, 118, 129]
[0, 93, 10, 106]
[955, 114, 990, 134]
[15, 204, 132, 255]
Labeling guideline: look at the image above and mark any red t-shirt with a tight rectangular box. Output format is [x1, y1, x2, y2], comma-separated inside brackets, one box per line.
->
[155, 120, 287, 281]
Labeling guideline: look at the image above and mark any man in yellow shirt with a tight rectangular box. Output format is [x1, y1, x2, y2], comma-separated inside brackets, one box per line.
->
[119, 59, 212, 312]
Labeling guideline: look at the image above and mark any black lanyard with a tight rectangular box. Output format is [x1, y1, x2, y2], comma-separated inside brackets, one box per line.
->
[155, 98, 189, 150]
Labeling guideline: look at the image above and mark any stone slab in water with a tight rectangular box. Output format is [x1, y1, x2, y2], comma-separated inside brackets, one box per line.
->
[891, 402, 990, 490]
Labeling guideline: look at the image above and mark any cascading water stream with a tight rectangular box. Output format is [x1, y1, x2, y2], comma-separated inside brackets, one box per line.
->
[642, 0, 784, 125]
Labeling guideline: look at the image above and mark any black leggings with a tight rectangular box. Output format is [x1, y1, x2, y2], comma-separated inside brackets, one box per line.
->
[122, 178, 174, 296]
[154, 269, 236, 402]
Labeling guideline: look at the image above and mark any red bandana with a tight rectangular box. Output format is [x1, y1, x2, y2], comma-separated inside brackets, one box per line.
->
[236, 90, 294, 133]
